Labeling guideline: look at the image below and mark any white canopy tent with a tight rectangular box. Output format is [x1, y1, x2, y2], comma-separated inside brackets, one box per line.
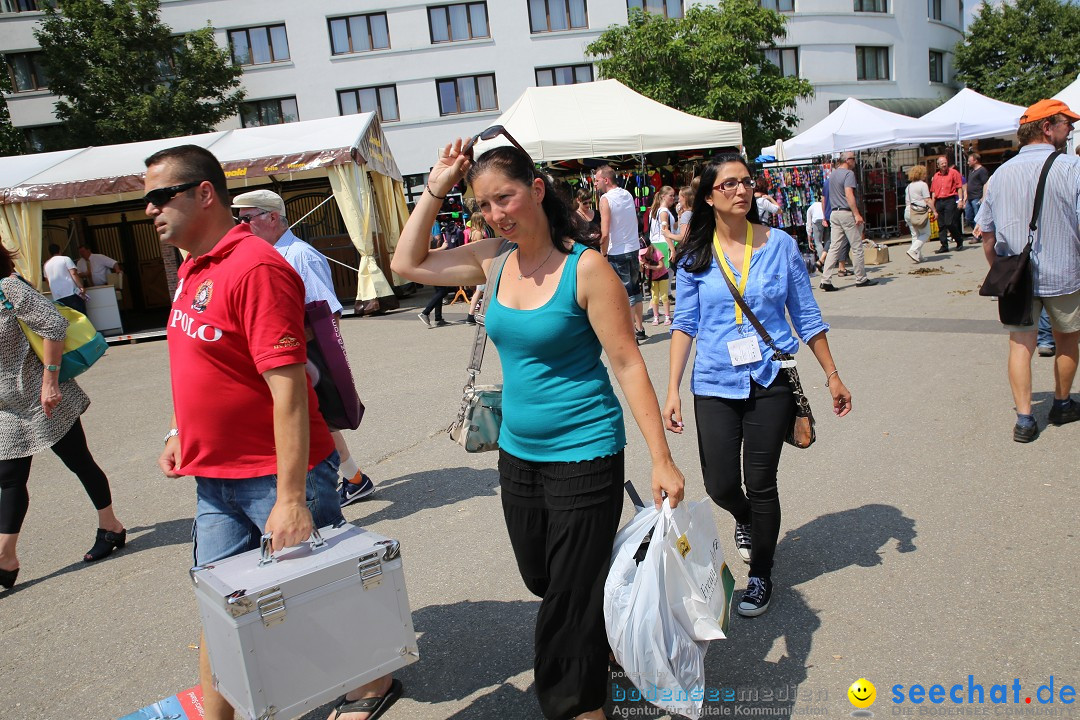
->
[474, 79, 743, 161]
[919, 88, 1024, 141]
[765, 98, 956, 161]
[1053, 73, 1080, 111]
[0, 114, 409, 303]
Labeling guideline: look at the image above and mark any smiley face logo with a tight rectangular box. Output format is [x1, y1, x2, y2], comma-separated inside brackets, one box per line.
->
[848, 678, 876, 709]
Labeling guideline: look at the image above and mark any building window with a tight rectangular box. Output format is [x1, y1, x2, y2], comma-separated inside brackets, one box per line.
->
[328, 13, 390, 55]
[5, 52, 48, 92]
[529, 0, 588, 32]
[856, 46, 890, 81]
[437, 74, 497, 115]
[764, 47, 799, 77]
[240, 97, 299, 127]
[627, 0, 683, 19]
[929, 50, 944, 83]
[854, 0, 886, 10]
[928, 0, 942, 20]
[759, 0, 794, 11]
[1, 0, 52, 11]
[428, 3, 489, 43]
[536, 64, 593, 86]
[228, 25, 290, 66]
[338, 85, 399, 122]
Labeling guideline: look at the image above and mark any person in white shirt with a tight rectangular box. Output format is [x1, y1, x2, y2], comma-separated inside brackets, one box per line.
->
[76, 246, 122, 287]
[594, 165, 647, 341]
[42, 244, 87, 313]
[804, 200, 827, 270]
[231, 189, 376, 507]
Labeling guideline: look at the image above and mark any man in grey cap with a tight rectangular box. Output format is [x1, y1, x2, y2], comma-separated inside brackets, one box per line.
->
[819, 151, 877, 291]
[232, 189, 376, 506]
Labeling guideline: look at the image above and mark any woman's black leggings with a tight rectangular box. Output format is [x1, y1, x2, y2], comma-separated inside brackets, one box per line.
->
[499, 449, 625, 720]
[694, 376, 794, 579]
[0, 419, 112, 534]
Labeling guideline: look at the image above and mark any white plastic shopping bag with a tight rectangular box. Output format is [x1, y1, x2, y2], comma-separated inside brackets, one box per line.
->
[604, 497, 732, 719]
[662, 499, 736, 642]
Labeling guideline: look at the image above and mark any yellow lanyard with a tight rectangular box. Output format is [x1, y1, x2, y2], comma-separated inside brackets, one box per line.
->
[713, 222, 754, 325]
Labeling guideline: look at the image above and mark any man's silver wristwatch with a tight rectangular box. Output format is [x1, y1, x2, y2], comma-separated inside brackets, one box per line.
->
[163, 428, 180, 444]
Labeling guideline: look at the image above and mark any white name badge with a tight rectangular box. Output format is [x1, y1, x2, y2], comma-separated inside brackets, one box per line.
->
[728, 336, 762, 366]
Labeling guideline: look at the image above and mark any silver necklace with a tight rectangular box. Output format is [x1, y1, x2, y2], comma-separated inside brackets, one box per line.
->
[517, 246, 556, 280]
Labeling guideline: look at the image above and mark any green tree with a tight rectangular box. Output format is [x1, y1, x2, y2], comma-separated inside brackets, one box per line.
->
[0, 55, 26, 156]
[34, 0, 245, 148]
[954, 0, 1080, 106]
[586, 0, 814, 155]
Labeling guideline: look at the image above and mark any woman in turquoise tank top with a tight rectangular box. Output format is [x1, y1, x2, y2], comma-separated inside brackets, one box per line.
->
[393, 134, 685, 720]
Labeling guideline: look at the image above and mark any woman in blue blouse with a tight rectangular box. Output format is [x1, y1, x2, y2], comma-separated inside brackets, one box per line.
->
[393, 136, 685, 720]
[664, 154, 852, 618]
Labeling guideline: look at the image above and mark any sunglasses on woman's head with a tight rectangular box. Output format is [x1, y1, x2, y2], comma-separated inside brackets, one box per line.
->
[143, 181, 202, 208]
[462, 125, 528, 159]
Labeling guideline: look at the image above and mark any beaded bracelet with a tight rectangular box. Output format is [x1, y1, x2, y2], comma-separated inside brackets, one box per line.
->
[425, 182, 446, 200]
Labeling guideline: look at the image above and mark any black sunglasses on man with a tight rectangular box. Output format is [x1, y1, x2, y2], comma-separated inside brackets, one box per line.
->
[461, 125, 528, 159]
[143, 181, 202, 208]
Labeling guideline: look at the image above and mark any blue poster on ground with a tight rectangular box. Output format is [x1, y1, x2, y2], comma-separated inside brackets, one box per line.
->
[119, 686, 204, 720]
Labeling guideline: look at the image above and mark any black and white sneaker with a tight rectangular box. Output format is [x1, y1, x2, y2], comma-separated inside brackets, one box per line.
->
[417, 313, 431, 328]
[635, 329, 647, 341]
[737, 576, 773, 617]
[734, 522, 752, 564]
[339, 474, 375, 507]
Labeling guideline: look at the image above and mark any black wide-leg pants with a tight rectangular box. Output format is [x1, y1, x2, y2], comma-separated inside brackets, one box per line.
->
[499, 448, 625, 720]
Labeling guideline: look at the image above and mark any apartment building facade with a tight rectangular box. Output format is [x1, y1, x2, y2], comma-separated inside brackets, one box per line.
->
[2, 0, 963, 178]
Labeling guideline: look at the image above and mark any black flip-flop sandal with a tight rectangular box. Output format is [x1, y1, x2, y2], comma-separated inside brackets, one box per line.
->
[330, 678, 402, 720]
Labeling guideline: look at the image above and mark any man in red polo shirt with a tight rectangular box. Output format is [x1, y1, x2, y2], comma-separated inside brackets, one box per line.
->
[930, 155, 966, 253]
[147, 145, 400, 720]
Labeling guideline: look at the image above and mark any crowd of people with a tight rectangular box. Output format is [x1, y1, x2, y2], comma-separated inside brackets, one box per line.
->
[1, 96, 1077, 720]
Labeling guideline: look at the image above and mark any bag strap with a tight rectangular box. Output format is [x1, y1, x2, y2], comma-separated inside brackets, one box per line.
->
[465, 239, 514, 377]
[711, 244, 783, 357]
[1029, 151, 1062, 237]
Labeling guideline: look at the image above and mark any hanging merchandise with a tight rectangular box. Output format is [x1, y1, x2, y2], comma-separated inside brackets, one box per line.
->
[760, 163, 824, 242]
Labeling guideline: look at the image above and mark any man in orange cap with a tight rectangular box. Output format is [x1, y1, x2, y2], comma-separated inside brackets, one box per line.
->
[976, 99, 1080, 442]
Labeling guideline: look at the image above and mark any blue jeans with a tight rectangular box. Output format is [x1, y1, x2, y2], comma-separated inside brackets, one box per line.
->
[192, 451, 342, 566]
[964, 198, 981, 230]
[1038, 309, 1055, 350]
[607, 251, 643, 305]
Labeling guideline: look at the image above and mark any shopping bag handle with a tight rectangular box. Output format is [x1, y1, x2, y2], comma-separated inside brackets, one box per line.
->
[624, 481, 646, 510]
[258, 527, 326, 567]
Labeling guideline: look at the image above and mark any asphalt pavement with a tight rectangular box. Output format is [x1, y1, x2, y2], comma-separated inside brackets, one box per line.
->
[3, 241, 1078, 720]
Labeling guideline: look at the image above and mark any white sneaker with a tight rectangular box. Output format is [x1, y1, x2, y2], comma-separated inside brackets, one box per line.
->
[906, 249, 920, 263]
[651, 317, 660, 326]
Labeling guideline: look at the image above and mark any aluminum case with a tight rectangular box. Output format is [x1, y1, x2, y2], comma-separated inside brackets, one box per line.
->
[190, 522, 418, 720]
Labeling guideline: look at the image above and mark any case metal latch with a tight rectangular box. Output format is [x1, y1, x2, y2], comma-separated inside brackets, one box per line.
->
[225, 589, 253, 618]
[257, 587, 286, 627]
[358, 551, 382, 590]
[256, 706, 277, 720]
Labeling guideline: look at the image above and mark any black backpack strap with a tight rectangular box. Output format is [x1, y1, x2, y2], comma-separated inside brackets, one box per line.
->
[1029, 151, 1061, 237]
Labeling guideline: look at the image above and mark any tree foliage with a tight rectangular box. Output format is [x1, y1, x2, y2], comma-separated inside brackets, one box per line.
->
[0, 55, 26, 156]
[954, 0, 1080, 106]
[34, 0, 245, 149]
[586, 0, 814, 155]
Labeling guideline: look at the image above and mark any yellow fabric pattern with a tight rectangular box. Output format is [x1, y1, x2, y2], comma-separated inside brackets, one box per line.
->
[0, 201, 45, 288]
[328, 163, 393, 301]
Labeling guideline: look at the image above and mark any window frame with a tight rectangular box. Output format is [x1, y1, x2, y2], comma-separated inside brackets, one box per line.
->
[528, 0, 589, 33]
[5, 51, 49, 92]
[337, 84, 400, 123]
[928, 0, 942, 20]
[327, 12, 391, 56]
[428, 2, 490, 44]
[855, 46, 890, 81]
[758, 0, 794, 11]
[853, 0, 887, 11]
[436, 73, 498, 116]
[239, 96, 300, 128]
[228, 24, 291, 67]
[626, 0, 684, 19]
[1, 0, 50, 12]
[764, 47, 799, 78]
[535, 63, 594, 87]
[928, 50, 944, 83]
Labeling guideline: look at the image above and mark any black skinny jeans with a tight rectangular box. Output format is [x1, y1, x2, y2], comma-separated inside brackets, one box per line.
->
[694, 376, 794, 580]
[0, 419, 112, 534]
[422, 286, 451, 320]
[499, 449, 625, 720]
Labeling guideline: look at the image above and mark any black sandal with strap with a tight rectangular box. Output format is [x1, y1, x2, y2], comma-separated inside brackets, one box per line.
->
[84, 528, 126, 562]
[330, 678, 402, 720]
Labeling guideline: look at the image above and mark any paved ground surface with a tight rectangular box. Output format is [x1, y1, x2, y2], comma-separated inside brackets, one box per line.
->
[3, 242, 1078, 720]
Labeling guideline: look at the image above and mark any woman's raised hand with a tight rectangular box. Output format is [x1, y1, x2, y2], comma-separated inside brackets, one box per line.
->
[428, 139, 473, 197]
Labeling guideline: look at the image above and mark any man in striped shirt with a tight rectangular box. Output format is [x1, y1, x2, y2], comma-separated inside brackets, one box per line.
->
[976, 99, 1080, 442]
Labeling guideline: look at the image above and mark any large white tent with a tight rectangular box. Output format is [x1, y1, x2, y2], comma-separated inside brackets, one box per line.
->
[474, 79, 742, 161]
[1053, 73, 1080, 111]
[919, 88, 1024, 141]
[766, 98, 956, 161]
[0, 114, 409, 304]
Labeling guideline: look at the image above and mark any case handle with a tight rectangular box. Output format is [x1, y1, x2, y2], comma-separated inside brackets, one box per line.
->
[258, 527, 326, 567]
